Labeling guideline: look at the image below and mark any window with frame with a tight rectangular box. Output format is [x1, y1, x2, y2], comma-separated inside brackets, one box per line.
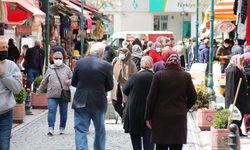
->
[154, 15, 168, 31]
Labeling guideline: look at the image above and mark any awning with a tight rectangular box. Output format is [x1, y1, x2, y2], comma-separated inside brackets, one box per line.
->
[60, 0, 92, 18]
[205, 0, 237, 22]
[5, 2, 28, 22]
[70, 0, 114, 25]
[17, 0, 45, 16]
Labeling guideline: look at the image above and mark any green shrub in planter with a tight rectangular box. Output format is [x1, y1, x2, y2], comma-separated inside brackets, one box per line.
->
[33, 77, 47, 93]
[212, 109, 232, 129]
[13, 88, 27, 104]
[192, 84, 212, 110]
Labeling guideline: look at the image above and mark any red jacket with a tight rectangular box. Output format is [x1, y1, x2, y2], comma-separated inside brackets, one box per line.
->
[246, 1, 250, 45]
[148, 50, 162, 64]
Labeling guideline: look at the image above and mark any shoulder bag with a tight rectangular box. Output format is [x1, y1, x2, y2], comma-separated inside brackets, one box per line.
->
[54, 69, 71, 102]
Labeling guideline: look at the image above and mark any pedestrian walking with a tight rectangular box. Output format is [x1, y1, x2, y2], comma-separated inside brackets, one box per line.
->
[148, 42, 162, 64]
[173, 41, 186, 64]
[133, 38, 142, 47]
[123, 56, 155, 150]
[225, 54, 249, 136]
[145, 50, 197, 150]
[71, 43, 113, 150]
[102, 40, 116, 63]
[131, 45, 145, 71]
[24, 40, 45, 90]
[231, 39, 244, 57]
[111, 48, 137, 120]
[0, 38, 22, 150]
[36, 52, 72, 136]
[187, 38, 195, 69]
[152, 46, 171, 73]
[49, 40, 68, 64]
[216, 39, 231, 73]
[243, 52, 250, 135]
[17, 44, 29, 70]
[7, 38, 20, 63]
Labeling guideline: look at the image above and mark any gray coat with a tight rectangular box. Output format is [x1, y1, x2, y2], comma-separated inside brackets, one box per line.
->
[36, 64, 72, 99]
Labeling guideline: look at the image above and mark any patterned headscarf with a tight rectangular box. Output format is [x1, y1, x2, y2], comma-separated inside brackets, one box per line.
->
[140, 56, 153, 72]
[161, 50, 181, 68]
[225, 54, 246, 77]
[243, 52, 250, 65]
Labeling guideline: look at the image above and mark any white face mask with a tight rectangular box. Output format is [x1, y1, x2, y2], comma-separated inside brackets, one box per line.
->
[23, 49, 26, 54]
[54, 59, 63, 66]
[123, 45, 128, 48]
[224, 44, 229, 48]
[156, 48, 161, 52]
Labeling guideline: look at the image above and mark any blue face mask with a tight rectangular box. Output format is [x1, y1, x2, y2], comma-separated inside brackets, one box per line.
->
[119, 54, 126, 60]
[161, 61, 165, 69]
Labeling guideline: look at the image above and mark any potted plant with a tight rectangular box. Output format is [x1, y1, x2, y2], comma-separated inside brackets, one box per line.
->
[13, 88, 27, 123]
[210, 109, 240, 150]
[31, 77, 48, 109]
[193, 84, 216, 130]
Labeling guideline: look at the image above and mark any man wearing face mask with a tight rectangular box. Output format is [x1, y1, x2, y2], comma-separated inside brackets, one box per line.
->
[102, 40, 115, 63]
[0, 38, 22, 150]
[24, 40, 45, 90]
[216, 39, 231, 73]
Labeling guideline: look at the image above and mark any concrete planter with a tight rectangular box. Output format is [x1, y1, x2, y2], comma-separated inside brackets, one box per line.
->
[13, 103, 25, 123]
[197, 109, 217, 130]
[31, 93, 48, 109]
[210, 126, 241, 150]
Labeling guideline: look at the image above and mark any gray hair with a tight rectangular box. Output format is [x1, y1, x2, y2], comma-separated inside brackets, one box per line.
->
[178, 41, 183, 45]
[53, 51, 63, 58]
[35, 40, 41, 45]
[90, 43, 105, 55]
[176, 48, 183, 56]
[147, 41, 153, 47]
[162, 46, 171, 53]
[49, 40, 57, 45]
[204, 39, 209, 45]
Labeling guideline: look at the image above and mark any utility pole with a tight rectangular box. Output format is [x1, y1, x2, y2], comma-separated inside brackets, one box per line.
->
[81, 0, 84, 58]
[195, 0, 199, 63]
[181, 4, 184, 41]
[45, 0, 49, 72]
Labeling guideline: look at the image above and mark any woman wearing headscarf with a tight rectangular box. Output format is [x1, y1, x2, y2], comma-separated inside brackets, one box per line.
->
[36, 52, 72, 136]
[145, 50, 197, 150]
[131, 45, 145, 71]
[148, 42, 162, 64]
[225, 54, 249, 136]
[122, 56, 155, 150]
[111, 48, 137, 120]
[243, 52, 250, 135]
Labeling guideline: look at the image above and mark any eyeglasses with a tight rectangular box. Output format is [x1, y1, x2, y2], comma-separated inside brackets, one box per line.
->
[54, 58, 62, 60]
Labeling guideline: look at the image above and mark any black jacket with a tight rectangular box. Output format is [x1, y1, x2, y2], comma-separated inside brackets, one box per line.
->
[71, 54, 113, 111]
[123, 70, 154, 135]
[132, 38, 142, 47]
[24, 47, 45, 75]
[225, 66, 249, 115]
[244, 64, 250, 113]
[131, 56, 141, 71]
[104, 46, 115, 63]
[7, 44, 20, 63]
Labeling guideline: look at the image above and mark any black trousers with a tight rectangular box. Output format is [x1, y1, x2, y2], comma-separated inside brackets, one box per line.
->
[112, 85, 126, 118]
[130, 126, 155, 150]
[221, 64, 228, 73]
[156, 144, 183, 150]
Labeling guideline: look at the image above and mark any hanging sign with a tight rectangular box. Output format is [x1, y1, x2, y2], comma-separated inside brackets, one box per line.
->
[16, 26, 32, 35]
[218, 23, 235, 33]
[32, 24, 39, 32]
[206, 21, 210, 30]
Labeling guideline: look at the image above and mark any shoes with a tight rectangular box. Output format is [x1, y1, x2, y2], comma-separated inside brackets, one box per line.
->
[59, 127, 65, 135]
[47, 127, 54, 136]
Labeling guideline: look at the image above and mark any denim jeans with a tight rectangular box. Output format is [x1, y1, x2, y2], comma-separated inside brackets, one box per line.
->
[0, 109, 13, 150]
[48, 98, 68, 129]
[74, 108, 106, 150]
[130, 126, 155, 150]
[26, 68, 40, 89]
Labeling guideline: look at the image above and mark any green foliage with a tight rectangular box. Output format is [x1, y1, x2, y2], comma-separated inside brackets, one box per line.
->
[205, 77, 208, 87]
[13, 88, 27, 104]
[33, 77, 47, 93]
[192, 84, 212, 110]
[212, 109, 232, 129]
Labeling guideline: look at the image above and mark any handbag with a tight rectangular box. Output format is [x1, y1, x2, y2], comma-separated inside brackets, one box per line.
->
[229, 104, 242, 121]
[54, 69, 71, 102]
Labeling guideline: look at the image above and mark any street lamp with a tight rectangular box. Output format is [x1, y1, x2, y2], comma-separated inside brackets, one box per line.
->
[195, 0, 199, 63]
[45, 0, 49, 72]
[208, 0, 216, 101]
[81, 0, 84, 58]
[181, 4, 185, 41]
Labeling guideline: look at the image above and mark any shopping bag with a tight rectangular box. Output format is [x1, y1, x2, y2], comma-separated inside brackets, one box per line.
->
[229, 104, 242, 121]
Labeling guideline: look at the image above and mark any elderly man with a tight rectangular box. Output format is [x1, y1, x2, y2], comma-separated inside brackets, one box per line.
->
[173, 41, 186, 64]
[24, 40, 45, 90]
[72, 43, 113, 150]
[0, 38, 22, 150]
[49, 40, 68, 64]
[102, 40, 115, 63]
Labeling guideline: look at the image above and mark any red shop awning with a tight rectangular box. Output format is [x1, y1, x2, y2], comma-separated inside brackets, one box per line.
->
[5, 2, 28, 22]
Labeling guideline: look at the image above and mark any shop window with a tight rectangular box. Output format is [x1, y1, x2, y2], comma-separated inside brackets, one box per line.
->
[154, 15, 168, 31]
